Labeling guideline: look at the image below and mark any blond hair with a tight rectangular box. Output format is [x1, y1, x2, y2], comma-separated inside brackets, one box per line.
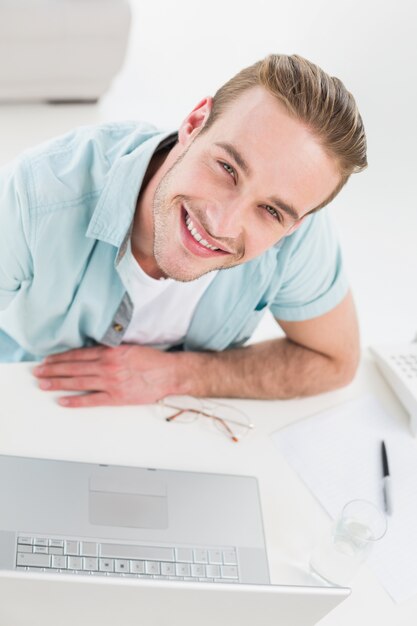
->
[203, 54, 367, 211]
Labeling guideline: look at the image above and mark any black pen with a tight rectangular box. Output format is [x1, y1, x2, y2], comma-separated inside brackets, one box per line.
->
[381, 440, 393, 515]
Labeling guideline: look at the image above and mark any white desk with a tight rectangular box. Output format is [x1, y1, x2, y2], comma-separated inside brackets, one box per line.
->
[0, 354, 415, 625]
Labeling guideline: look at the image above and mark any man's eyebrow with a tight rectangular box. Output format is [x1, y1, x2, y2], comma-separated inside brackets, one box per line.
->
[267, 196, 300, 221]
[214, 141, 300, 222]
[214, 141, 251, 176]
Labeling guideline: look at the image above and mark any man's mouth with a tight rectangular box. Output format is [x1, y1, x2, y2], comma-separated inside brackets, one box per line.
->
[181, 205, 231, 257]
[185, 213, 221, 251]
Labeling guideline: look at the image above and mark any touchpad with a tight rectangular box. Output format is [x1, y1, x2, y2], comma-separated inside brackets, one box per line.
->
[89, 468, 168, 529]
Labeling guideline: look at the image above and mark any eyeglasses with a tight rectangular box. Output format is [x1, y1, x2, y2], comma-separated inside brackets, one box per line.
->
[157, 396, 254, 443]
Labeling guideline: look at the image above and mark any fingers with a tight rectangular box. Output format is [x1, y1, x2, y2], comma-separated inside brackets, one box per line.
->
[58, 392, 111, 408]
[38, 376, 105, 392]
[33, 361, 101, 379]
[43, 346, 106, 364]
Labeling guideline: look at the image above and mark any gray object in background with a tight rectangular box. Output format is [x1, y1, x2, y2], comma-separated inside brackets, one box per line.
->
[0, 0, 131, 102]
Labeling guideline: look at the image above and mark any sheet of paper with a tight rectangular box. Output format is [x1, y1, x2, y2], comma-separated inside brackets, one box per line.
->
[271, 394, 417, 603]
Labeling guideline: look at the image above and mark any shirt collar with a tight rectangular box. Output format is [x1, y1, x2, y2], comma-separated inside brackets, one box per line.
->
[86, 129, 178, 252]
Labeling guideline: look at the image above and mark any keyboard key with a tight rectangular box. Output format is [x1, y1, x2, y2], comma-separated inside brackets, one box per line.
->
[49, 547, 64, 556]
[222, 550, 237, 565]
[80, 542, 98, 557]
[175, 548, 193, 563]
[206, 565, 220, 578]
[83, 557, 98, 571]
[33, 546, 48, 554]
[220, 565, 238, 579]
[18, 537, 33, 546]
[115, 559, 129, 573]
[191, 564, 206, 577]
[101, 544, 174, 562]
[68, 556, 83, 570]
[176, 563, 191, 577]
[64, 541, 79, 556]
[193, 549, 208, 564]
[17, 553, 51, 568]
[52, 555, 68, 569]
[99, 558, 114, 573]
[49, 540, 64, 548]
[208, 549, 222, 564]
[161, 562, 175, 576]
[17, 545, 32, 554]
[34, 538, 49, 547]
[145, 561, 160, 575]
[130, 560, 145, 574]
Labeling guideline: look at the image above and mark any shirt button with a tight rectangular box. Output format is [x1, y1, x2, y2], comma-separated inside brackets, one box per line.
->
[113, 323, 124, 333]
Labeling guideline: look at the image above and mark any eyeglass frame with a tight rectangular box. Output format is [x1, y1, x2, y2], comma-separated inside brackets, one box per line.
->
[157, 398, 254, 443]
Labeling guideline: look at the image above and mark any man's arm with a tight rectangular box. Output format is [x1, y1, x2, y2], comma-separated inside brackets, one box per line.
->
[0, 160, 32, 311]
[33, 291, 359, 407]
[181, 290, 359, 399]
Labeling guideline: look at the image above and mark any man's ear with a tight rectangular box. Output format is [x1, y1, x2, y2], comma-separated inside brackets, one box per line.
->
[178, 97, 213, 146]
[285, 214, 308, 236]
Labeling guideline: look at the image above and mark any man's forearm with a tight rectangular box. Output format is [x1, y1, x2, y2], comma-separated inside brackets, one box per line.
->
[33, 294, 359, 408]
[176, 337, 357, 400]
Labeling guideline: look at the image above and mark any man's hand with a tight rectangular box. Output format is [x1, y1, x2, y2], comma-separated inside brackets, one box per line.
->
[33, 344, 184, 408]
[33, 291, 360, 408]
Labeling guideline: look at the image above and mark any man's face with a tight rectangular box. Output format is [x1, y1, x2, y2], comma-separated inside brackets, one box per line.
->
[151, 87, 341, 281]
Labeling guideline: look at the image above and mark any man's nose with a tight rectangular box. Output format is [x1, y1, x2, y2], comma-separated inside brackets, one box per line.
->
[204, 200, 245, 240]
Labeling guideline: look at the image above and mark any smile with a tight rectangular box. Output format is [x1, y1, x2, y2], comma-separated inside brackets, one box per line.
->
[180, 205, 231, 258]
[185, 214, 220, 251]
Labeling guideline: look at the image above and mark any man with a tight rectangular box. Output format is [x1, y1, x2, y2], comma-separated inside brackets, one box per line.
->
[0, 54, 367, 408]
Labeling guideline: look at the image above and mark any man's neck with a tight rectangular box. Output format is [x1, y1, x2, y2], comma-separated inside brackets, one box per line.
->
[131, 142, 174, 279]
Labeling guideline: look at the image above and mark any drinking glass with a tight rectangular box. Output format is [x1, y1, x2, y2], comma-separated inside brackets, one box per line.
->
[309, 499, 387, 586]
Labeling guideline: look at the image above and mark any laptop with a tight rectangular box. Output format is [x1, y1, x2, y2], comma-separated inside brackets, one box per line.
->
[0, 454, 349, 625]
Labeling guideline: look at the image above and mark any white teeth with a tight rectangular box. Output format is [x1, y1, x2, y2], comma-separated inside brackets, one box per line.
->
[191, 228, 201, 241]
[185, 213, 220, 251]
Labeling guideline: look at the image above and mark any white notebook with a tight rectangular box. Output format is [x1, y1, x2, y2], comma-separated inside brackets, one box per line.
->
[271, 395, 417, 603]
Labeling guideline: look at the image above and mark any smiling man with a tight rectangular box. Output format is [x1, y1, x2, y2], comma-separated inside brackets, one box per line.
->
[0, 54, 367, 407]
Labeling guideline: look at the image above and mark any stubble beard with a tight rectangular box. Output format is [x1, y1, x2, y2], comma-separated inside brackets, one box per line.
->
[151, 155, 241, 283]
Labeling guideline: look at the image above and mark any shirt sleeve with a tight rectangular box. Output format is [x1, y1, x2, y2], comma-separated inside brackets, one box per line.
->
[270, 209, 349, 321]
[0, 159, 32, 311]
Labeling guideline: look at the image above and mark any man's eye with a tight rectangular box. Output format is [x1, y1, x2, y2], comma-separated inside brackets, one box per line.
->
[219, 161, 236, 180]
[263, 205, 283, 223]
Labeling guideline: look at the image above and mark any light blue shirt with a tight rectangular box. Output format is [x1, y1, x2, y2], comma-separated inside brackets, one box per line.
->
[0, 121, 349, 362]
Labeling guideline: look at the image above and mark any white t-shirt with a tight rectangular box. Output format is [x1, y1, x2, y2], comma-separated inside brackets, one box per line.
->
[118, 243, 218, 349]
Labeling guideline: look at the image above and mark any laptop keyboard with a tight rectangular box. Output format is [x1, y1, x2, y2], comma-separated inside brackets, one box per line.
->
[15, 535, 239, 583]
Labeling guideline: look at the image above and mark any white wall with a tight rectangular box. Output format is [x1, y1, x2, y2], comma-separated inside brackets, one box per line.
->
[1, 0, 416, 346]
